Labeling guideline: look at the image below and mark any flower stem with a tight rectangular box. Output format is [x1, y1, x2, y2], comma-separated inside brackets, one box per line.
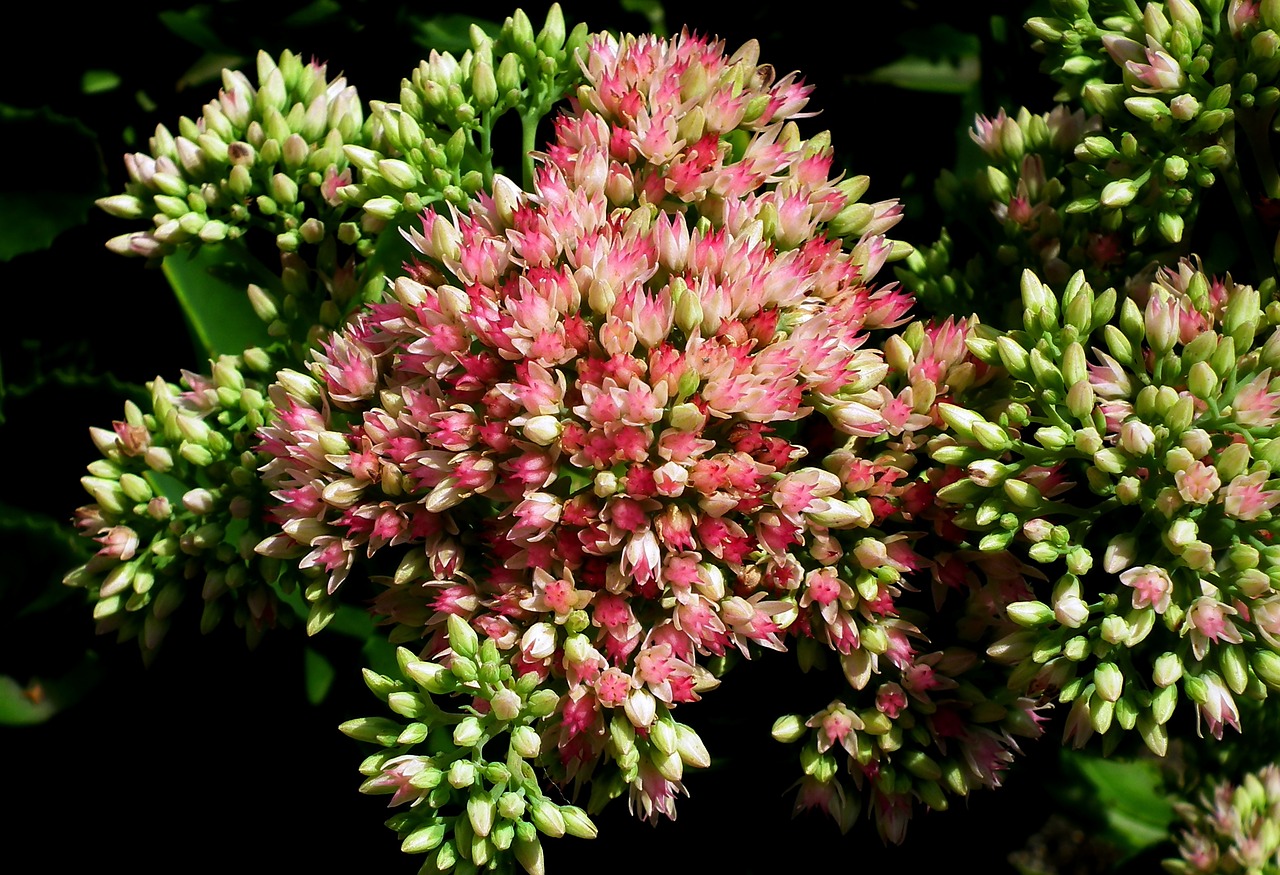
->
[1221, 123, 1277, 280]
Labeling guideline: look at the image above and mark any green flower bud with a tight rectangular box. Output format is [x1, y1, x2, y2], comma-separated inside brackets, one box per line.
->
[448, 613, 479, 659]
[772, 714, 806, 743]
[1137, 714, 1168, 756]
[1219, 645, 1251, 695]
[468, 791, 496, 838]
[1007, 600, 1055, 627]
[528, 798, 566, 838]
[1252, 650, 1280, 689]
[1100, 178, 1141, 207]
[559, 805, 597, 839]
[1151, 682, 1179, 725]
[1094, 662, 1124, 702]
[1124, 97, 1171, 124]
[339, 716, 404, 746]
[511, 725, 541, 758]
[402, 822, 446, 854]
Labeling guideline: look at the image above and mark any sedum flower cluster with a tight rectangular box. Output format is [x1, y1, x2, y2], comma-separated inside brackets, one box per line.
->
[1028, 0, 1280, 255]
[67, 7, 588, 654]
[1166, 762, 1280, 873]
[902, 0, 1280, 329]
[258, 26, 923, 862]
[63, 354, 296, 658]
[942, 261, 1280, 756]
[64, 1, 1280, 869]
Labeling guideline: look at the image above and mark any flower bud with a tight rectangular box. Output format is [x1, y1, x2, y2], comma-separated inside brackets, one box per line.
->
[529, 798, 566, 838]
[1006, 600, 1055, 627]
[1253, 650, 1280, 689]
[491, 688, 522, 721]
[675, 723, 711, 769]
[522, 415, 562, 446]
[1100, 178, 1141, 207]
[1153, 651, 1183, 687]
[772, 714, 806, 742]
[1094, 662, 1124, 702]
[510, 724, 541, 759]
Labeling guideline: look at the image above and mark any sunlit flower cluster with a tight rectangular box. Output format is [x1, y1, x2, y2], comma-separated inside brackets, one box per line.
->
[260, 27, 914, 855]
[65, 353, 296, 659]
[932, 261, 1280, 755]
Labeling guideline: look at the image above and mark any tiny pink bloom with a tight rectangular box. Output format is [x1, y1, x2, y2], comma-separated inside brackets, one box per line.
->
[1223, 470, 1280, 520]
[875, 683, 907, 719]
[1119, 564, 1174, 614]
[1231, 368, 1280, 428]
[1182, 596, 1244, 661]
[595, 667, 632, 707]
[1195, 672, 1241, 740]
[1175, 460, 1221, 505]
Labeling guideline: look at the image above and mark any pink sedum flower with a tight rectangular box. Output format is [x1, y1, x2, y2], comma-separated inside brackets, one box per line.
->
[261, 27, 912, 828]
[1120, 564, 1174, 614]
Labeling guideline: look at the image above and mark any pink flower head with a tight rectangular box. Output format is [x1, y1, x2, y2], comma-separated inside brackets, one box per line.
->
[1195, 671, 1241, 740]
[1119, 564, 1174, 614]
[1224, 470, 1280, 521]
[259, 30, 916, 825]
[1183, 594, 1244, 661]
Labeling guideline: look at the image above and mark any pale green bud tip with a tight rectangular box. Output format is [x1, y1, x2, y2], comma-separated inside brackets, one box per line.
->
[675, 723, 711, 768]
[446, 612, 480, 658]
[559, 805, 597, 839]
[1006, 600, 1055, 626]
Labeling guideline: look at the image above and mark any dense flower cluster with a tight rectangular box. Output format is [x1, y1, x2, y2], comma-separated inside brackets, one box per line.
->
[99, 49, 366, 264]
[1028, 0, 1280, 254]
[728, 308, 1055, 839]
[63, 3, 1280, 870]
[259, 27, 924, 857]
[932, 261, 1280, 755]
[1166, 762, 1280, 873]
[63, 353, 299, 658]
[70, 7, 596, 650]
[353, 6, 590, 223]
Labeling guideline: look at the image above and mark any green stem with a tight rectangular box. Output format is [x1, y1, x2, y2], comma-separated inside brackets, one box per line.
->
[1221, 123, 1277, 280]
[520, 109, 540, 190]
[479, 120, 495, 190]
[1237, 106, 1280, 201]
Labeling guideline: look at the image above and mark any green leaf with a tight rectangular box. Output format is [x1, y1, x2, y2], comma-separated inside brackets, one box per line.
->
[0, 656, 102, 726]
[81, 70, 121, 94]
[327, 602, 375, 639]
[0, 675, 58, 725]
[1063, 751, 1176, 854]
[283, 0, 343, 27]
[620, 0, 667, 36]
[161, 242, 275, 359]
[303, 646, 336, 705]
[362, 632, 398, 679]
[859, 54, 981, 94]
[0, 502, 87, 607]
[0, 104, 105, 261]
[411, 14, 500, 53]
[157, 7, 234, 54]
[176, 52, 247, 93]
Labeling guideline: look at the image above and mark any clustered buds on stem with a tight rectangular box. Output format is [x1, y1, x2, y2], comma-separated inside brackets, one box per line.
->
[1166, 762, 1280, 873]
[942, 263, 1280, 754]
[64, 353, 300, 658]
[69, 1, 1280, 869]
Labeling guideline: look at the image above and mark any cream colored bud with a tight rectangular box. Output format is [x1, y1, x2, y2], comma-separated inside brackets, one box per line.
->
[523, 415, 562, 446]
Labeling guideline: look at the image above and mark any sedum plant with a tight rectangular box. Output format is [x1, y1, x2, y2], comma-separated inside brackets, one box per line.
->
[45, 1, 1280, 871]
[64, 7, 592, 659]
